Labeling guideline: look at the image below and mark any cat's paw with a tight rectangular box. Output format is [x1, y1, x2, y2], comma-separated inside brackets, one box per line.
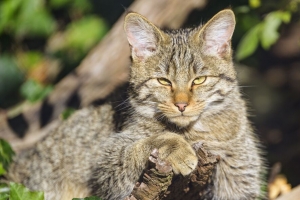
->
[151, 133, 198, 176]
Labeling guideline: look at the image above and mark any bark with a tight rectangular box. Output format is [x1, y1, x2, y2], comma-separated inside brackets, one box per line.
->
[0, 0, 208, 153]
[127, 145, 219, 200]
[126, 149, 173, 200]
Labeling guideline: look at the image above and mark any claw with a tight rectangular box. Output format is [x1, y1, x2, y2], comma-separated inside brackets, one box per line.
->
[150, 148, 159, 158]
[192, 141, 203, 151]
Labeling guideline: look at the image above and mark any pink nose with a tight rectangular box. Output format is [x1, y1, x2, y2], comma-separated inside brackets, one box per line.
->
[175, 103, 188, 112]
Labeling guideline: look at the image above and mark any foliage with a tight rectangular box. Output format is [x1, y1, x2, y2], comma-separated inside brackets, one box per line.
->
[236, 10, 291, 61]
[235, 23, 261, 62]
[61, 108, 76, 120]
[235, 0, 297, 61]
[249, 0, 261, 8]
[49, 0, 92, 13]
[0, 56, 24, 107]
[48, 16, 108, 62]
[20, 80, 53, 103]
[9, 183, 44, 200]
[17, 51, 43, 72]
[0, 140, 44, 200]
[0, 0, 108, 108]
[0, 139, 15, 175]
[0, 0, 56, 38]
[0, 183, 44, 200]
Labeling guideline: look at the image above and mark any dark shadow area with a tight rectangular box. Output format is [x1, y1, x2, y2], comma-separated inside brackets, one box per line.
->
[66, 88, 81, 109]
[90, 0, 133, 26]
[7, 113, 29, 138]
[40, 98, 54, 128]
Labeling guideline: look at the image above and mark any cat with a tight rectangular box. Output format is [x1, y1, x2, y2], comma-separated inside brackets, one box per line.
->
[6, 9, 264, 200]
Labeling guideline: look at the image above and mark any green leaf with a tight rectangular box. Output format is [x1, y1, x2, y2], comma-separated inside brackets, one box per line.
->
[0, 164, 6, 176]
[0, 139, 15, 172]
[61, 108, 76, 120]
[4, 0, 57, 38]
[276, 11, 291, 23]
[0, 56, 24, 106]
[237, 13, 261, 32]
[72, 197, 101, 200]
[49, 0, 72, 8]
[48, 16, 108, 62]
[9, 183, 44, 200]
[234, 6, 250, 14]
[0, 0, 23, 34]
[64, 16, 108, 53]
[235, 24, 261, 61]
[14, 8, 56, 38]
[0, 193, 9, 200]
[260, 11, 291, 50]
[20, 80, 53, 103]
[17, 51, 43, 71]
[0, 183, 10, 199]
[49, 0, 92, 13]
[71, 0, 92, 13]
[260, 13, 281, 49]
[249, 0, 261, 8]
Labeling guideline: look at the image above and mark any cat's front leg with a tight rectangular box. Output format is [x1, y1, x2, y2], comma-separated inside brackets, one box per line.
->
[93, 132, 198, 200]
[142, 132, 199, 176]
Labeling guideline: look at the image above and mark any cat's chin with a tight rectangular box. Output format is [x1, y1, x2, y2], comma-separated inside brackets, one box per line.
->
[169, 115, 198, 127]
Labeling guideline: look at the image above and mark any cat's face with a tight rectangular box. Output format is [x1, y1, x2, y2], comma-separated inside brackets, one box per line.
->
[125, 10, 237, 127]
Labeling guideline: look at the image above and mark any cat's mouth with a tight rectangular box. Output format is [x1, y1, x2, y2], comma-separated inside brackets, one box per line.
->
[156, 103, 201, 127]
[168, 114, 199, 127]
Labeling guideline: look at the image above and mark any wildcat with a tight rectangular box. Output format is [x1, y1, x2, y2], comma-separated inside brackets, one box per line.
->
[6, 9, 264, 200]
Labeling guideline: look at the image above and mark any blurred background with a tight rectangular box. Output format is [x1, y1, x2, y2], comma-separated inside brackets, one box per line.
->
[0, 0, 299, 198]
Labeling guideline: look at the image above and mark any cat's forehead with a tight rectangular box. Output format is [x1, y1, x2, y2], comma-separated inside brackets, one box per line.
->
[164, 28, 199, 44]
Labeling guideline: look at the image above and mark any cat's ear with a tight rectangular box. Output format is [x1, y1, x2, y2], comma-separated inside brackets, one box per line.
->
[124, 12, 164, 61]
[197, 9, 235, 58]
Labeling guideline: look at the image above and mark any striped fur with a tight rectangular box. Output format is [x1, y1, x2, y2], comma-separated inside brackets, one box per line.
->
[6, 10, 265, 200]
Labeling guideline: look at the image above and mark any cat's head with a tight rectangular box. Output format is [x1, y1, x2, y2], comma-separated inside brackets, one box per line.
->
[124, 10, 237, 128]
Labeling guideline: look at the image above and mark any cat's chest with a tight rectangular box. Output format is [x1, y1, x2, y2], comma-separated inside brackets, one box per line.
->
[184, 128, 233, 155]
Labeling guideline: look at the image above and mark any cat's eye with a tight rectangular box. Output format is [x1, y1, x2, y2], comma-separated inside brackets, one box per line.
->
[157, 78, 172, 86]
[192, 76, 207, 85]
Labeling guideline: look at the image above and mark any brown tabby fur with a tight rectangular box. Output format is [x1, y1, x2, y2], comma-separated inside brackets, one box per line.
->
[6, 10, 264, 200]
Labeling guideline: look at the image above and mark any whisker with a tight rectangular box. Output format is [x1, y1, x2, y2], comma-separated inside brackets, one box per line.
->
[114, 98, 131, 109]
[238, 85, 257, 88]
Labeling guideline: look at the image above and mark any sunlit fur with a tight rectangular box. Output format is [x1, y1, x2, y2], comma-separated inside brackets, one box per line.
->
[129, 30, 237, 127]
[6, 10, 265, 200]
[125, 9, 265, 199]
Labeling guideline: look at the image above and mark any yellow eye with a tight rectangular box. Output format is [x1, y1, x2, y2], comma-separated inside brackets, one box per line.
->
[192, 76, 207, 85]
[157, 78, 172, 86]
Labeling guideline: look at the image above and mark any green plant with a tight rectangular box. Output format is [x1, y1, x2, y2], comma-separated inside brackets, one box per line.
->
[0, 0, 56, 39]
[0, 139, 15, 175]
[20, 80, 53, 103]
[234, 0, 298, 61]
[61, 107, 76, 120]
[236, 10, 291, 60]
[0, 183, 44, 200]
[0, 0, 109, 108]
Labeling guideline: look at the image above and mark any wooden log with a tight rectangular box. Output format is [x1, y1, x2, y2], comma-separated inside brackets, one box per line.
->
[127, 144, 219, 200]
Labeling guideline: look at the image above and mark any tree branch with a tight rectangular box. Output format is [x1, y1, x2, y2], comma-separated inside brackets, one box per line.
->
[127, 144, 219, 200]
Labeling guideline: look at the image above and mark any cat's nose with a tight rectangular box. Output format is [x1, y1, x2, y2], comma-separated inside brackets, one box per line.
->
[175, 103, 188, 112]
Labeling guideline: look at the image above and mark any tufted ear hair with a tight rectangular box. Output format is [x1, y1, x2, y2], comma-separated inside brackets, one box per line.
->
[197, 9, 236, 58]
[124, 12, 165, 61]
